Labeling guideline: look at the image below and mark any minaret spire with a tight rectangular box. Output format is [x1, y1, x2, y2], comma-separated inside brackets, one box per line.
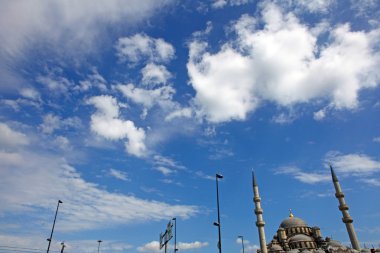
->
[330, 165, 360, 250]
[252, 170, 268, 253]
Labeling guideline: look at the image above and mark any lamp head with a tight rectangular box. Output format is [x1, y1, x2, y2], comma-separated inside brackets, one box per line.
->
[58, 200, 63, 204]
[216, 174, 223, 179]
[213, 222, 219, 226]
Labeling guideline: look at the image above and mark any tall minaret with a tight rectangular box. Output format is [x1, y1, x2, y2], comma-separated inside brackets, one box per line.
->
[330, 165, 360, 250]
[252, 171, 268, 253]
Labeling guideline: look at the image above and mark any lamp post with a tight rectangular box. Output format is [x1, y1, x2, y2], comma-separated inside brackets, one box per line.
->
[172, 218, 178, 253]
[47, 200, 63, 253]
[60, 242, 65, 253]
[215, 173, 223, 253]
[238, 236, 245, 253]
[97, 240, 102, 253]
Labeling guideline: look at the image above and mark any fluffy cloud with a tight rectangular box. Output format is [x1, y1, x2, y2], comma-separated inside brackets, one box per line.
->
[275, 166, 330, 184]
[137, 241, 160, 253]
[187, 2, 380, 123]
[87, 95, 147, 157]
[0, 123, 29, 148]
[116, 34, 175, 64]
[327, 152, 380, 175]
[141, 63, 172, 85]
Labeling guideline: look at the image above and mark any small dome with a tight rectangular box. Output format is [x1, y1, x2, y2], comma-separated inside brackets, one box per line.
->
[289, 234, 314, 243]
[270, 245, 284, 251]
[286, 249, 300, 253]
[280, 217, 308, 229]
[326, 240, 346, 249]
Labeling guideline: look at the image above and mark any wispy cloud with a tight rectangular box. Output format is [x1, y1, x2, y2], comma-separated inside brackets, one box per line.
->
[109, 168, 130, 181]
[275, 166, 330, 184]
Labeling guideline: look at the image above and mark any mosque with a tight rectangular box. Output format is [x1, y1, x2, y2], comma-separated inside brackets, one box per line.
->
[252, 166, 379, 253]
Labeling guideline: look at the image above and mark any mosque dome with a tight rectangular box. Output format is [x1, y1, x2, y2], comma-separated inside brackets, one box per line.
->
[269, 244, 284, 252]
[280, 216, 308, 229]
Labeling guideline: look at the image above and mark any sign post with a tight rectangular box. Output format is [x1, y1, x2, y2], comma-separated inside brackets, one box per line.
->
[159, 220, 174, 253]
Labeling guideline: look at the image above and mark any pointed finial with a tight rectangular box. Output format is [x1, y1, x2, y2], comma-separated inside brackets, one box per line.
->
[289, 208, 294, 218]
[252, 169, 257, 187]
[329, 164, 338, 182]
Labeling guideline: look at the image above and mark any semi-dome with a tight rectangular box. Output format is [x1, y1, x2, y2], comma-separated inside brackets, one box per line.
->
[289, 234, 314, 243]
[269, 244, 284, 252]
[280, 216, 308, 229]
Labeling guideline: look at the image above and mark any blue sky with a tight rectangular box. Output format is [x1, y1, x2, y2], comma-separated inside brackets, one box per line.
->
[0, 0, 380, 253]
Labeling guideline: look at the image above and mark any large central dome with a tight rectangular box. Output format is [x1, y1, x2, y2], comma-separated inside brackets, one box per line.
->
[280, 216, 308, 229]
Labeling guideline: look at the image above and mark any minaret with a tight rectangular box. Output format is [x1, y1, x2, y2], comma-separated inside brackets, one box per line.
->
[252, 171, 268, 253]
[330, 165, 360, 250]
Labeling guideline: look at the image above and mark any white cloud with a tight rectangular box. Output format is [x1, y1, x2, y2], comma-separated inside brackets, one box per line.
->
[155, 166, 174, 176]
[40, 113, 61, 134]
[373, 137, 380, 143]
[313, 108, 326, 121]
[165, 108, 193, 121]
[153, 155, 186, 170]
[141, 63, 172, 86]
[327, 152, 380, 176]
[275, 166, 330, 184]
[178, 241, 209, 250]
[109, 168, 129, 181]
[36, 75, 73, 95]
[0, 236, 133, 253]
[137, 241, 208, 253]
[195, 171, 214, 180]
[211, 0, 251, 9]
[117, 84, 176, 110]
[187, 2, 380, 123]
[272, 111, 297, 124]
[0, 0, 174, 60]
[40, 114, 82, 135]
[360, 178, 380, 186]
[19, 87, 41, 101]
[0, 123, 29, 148]
[188, 41, 257, 123]
[76, 69, 107, 92]
[137, 241, 160, 253]
[293, 0, 334, 13]
[0, 150, 199, 232]
[54, 136, 71, 150]
[87, 95, 147, 157]
[116, 34, 175, 64]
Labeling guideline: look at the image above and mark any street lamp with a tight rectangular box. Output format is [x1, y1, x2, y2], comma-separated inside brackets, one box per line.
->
[172, 218, 178, 253]
[238, 236, 245, 253]
[47, 200, 63, 253]
[60, 242, 65, 253]
[215, 173, 223, 253]
[97, 240, 102, 253]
